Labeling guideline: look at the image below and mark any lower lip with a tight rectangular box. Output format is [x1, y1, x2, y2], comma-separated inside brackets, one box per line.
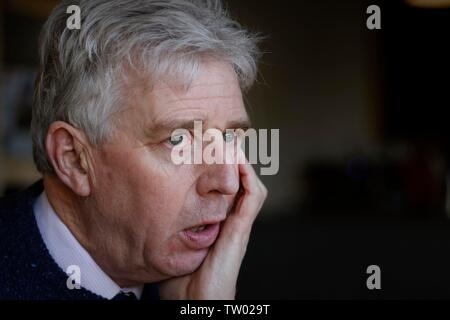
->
[180, 223, 221, 250]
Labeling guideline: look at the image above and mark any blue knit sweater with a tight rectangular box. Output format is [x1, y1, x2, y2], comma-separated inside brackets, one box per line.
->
[0, 180, 159, 300]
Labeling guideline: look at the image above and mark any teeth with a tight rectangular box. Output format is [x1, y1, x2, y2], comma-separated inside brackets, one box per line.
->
[190, 225, 207, 232]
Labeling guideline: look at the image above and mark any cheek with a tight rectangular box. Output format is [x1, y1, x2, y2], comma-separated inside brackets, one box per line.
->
[94, 144, 204, 272]
[96, 143, 190, 208]
[122, 154, 198, 241]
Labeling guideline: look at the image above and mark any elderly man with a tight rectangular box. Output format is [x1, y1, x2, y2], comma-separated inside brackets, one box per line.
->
[0, 0, 267, 300]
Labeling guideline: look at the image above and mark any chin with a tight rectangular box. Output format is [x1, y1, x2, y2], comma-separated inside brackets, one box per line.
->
[161, 248, 210, 277]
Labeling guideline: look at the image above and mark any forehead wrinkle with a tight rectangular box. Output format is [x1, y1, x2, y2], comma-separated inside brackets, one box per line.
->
[162, 94, 243, 105]
[185, 81, 241, 89]
[152, 92, 247, 131]
[143, 72, 246, 131]
[183, 82, 242, 100]
[151, 80, 241, 95]
[158, 86, 244, 114]
[148, 106, 209, 138]
[153, 77, 242, 105]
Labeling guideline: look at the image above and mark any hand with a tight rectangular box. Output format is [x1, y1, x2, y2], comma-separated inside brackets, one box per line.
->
[159, 161, 268, 299]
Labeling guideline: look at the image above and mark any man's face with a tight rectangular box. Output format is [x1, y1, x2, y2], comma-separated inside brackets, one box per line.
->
[87, 60, 249, 283]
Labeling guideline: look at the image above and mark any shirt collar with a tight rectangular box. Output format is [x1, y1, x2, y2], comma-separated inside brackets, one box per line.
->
[33, 191, 143, 299]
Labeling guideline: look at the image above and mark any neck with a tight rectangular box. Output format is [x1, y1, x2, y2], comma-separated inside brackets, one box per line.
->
[43, 176, 89, 245]
[42, 175, 140, 288]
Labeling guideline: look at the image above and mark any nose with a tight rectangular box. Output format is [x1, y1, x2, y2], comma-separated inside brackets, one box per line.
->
[196, 163, 240, 196]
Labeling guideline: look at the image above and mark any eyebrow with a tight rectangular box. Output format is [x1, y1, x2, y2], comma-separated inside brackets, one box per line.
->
[148, 116, 252, 138]
[226, 119, 252, 130]
[150, 118, 204, 135]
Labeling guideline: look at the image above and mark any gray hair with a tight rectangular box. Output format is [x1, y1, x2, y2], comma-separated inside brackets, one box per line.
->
[31, 0, 261, 174]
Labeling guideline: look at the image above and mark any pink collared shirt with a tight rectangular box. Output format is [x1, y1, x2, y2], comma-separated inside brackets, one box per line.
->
[33, 191, 143, 299]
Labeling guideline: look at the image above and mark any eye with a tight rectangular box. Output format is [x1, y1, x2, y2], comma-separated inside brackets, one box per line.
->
[169, 134, 186, 146]
[223, 131, 236, 143]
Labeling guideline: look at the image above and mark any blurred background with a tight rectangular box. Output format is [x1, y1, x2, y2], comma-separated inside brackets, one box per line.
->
[1, 0, 450, 299]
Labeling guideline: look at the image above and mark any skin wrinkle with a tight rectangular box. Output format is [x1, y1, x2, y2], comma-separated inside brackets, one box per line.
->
[104, 72, 240, 146]
[28, 0, 266, 297]
[45, 60, 246, 288]
[81, 144, 97, 186]
[44, 180, 94, 264]
[33, 0, 261, 174]
[160, 80, 243, 103]
[73, 132, 145, 282]
[107, 66, 248, 148]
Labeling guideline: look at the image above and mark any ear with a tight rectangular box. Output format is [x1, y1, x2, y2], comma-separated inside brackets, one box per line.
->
[45, 121, 92, 197]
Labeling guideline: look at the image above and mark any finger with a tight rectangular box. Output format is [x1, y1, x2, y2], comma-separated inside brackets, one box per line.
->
[222, 163, 265, 234]
[197, 164, 267, 298]
[238, 162, 260, 197]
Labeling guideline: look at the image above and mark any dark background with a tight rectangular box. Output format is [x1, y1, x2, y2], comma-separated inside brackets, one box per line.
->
[1, 0, 450, 299]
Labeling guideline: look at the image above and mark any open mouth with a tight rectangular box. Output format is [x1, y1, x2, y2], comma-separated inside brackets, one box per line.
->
[180, 223, 221, 250]
[187, 225, 208, 232]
